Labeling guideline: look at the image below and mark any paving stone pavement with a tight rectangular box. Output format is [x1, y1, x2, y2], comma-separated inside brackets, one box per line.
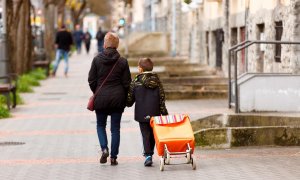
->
[0, 47, 300, 180]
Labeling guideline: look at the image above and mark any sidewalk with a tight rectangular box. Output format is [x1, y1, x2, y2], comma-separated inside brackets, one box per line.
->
[0, 47, 299, 180]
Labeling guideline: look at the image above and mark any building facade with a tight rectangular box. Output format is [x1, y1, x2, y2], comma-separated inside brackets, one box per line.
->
[126, 0, 300, 76]
[184, 0, 300, 76]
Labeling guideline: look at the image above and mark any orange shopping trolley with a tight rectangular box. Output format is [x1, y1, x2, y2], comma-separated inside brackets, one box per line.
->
[150, 114, 196, 171]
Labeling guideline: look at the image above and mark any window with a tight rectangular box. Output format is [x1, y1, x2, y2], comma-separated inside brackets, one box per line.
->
[231, 27, 238, 46]
[256, 24, 265, 72]
[275, 21, 283, 63]
[257, 24, 265, 52]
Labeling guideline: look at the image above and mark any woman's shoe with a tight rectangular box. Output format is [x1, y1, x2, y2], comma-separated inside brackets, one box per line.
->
[110, 158, 118, 166]
[100, 149, 109, 164]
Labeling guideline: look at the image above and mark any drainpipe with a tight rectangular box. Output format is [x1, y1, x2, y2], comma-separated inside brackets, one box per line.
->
[171, 0, 177, 57]
[245, 0, 250, 72]
[0, 0, 8, 76]
[151, 0, 155, 32]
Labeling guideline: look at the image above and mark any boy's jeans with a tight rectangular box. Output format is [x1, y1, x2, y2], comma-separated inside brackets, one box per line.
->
[139, 122, 155, 157]
[96, 111, 122, 159]
[53, 49, 69, 74]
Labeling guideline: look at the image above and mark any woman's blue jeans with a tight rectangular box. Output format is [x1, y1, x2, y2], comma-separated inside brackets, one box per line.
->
[95, 111, 122, 159]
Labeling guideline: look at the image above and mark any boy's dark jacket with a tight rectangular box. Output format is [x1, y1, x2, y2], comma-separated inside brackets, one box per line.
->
[127, 72, 168, 122]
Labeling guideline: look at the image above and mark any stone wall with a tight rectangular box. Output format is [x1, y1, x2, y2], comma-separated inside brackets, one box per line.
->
[193, 0, 300, 76]
[246, 4, 296, 74]
[292, 0, 300, 73]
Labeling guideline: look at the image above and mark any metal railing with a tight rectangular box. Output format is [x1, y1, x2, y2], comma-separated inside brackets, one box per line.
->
[228, 40, 300, 113]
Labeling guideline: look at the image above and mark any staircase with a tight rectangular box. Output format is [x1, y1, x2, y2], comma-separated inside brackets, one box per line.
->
[121, 32, 228, 100]
[128, 56, 228, 100]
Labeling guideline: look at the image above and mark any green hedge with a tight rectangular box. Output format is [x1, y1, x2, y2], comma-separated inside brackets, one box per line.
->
[28, 68, 47, 80]
[0, 95, 10, 119]
[0, 68, 47, 119]
[18, 68, 47, 93]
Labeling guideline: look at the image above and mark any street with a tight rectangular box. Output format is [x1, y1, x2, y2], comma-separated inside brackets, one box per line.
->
[0, 50, 299, 180]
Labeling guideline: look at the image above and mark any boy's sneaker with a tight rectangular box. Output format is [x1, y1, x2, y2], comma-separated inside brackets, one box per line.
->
[100, 149, 109, 164]
[144, 156, 153, 167]
[110, 158, 118, 166]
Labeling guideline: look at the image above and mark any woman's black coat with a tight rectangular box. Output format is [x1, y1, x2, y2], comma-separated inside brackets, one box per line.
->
[88, 48, 131, 113]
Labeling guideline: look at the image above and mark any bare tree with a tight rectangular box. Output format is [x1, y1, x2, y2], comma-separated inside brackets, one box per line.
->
[70, 0, 86, 26]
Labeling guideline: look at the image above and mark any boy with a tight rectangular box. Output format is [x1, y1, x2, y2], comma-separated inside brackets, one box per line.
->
[127, 58, 168, 167]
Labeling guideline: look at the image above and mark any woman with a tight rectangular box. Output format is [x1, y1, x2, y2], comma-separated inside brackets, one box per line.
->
[88, 32, 131, 166]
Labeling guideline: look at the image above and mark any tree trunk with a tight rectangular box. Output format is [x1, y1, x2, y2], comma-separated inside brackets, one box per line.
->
[6, 0, 32, 74]
[6, 0, 16, 73]
[44, 3, 56, 61]
[58, 0, 66, 27]
[23, 0, 32, 73]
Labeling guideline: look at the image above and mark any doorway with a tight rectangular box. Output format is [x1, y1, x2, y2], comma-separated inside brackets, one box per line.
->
[214, 29, 224, 69]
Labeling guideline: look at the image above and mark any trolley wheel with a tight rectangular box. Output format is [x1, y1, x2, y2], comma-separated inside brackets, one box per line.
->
[166, 152, 170, 165]
[160, 157, 164, 171]
[186, 152, 191, 163]
[191, 158, 196, 170]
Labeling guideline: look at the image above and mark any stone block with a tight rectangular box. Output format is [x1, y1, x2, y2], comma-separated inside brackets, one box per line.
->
[194, 128, 228, 148]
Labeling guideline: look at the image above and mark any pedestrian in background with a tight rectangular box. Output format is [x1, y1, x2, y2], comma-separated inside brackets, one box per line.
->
[73, 24, 84, 54]
[84, 30, 92, 54]
[88, 32, 131, 166]
[126, 58, 168, 167]
[96, 27, 106, 53]
[52, 25, 73, 77]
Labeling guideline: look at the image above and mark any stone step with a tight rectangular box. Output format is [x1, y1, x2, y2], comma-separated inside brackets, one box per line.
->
[128, 57, 188, 66]
[163, 83, 228, 91]
[130, 69, 216, 78]
[192, 114, 300, 148]
[161, 76, 228, 84]
[124, 51, 169, 58]
[165, 90, 228, 100]
[164, 63, 205, 70]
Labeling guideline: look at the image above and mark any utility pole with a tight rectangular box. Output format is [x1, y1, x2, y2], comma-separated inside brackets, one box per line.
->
[0, 0, 8, 76]
[171, 0, 177, 57]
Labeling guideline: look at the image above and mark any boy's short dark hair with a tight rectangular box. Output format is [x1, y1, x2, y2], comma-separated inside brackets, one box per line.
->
[138, 58, 153, 72]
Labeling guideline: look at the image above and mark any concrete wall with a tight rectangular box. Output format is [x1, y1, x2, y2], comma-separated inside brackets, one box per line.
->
[119, 32, 170, 56]
[239, 75, 300, 112]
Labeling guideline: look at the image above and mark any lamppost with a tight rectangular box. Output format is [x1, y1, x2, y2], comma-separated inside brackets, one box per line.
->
[0, 0, 8, 76]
